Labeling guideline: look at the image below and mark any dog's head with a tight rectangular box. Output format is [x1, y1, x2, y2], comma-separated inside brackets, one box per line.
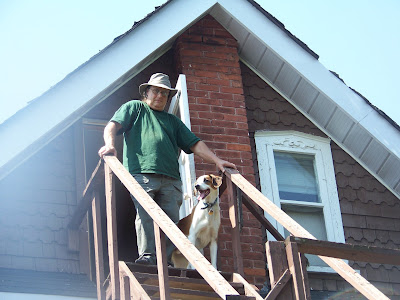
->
[194, 174, 222, 203]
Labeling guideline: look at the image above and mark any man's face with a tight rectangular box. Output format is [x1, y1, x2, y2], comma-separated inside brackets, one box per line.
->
[144, 86, 169, 111]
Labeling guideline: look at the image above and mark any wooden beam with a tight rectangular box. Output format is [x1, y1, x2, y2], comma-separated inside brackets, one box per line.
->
[289, 236, 400, 265]
[92, 191, 106, 300]
[119, 276, 130, 300]
[104, 156, 240, 299]
[119, 262, 151, 300]
[264, 270, 292, 300]
[68, 159, 104, 229]
[285, 242, 308, 300]
[266, 241, 294, 300]
[105, 163, 119, 300]
[225, 169, 390, 300]
[226, 176, 244, 276]
[241, 193, 284, 241]
[232, 273, 264, 300]
[154, 223, 171, 300]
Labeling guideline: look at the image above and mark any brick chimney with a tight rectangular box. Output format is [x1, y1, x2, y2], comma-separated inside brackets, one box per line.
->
[174, 15, 266, 285]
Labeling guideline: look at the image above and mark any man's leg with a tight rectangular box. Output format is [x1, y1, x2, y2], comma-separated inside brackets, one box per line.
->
[130, 174, 160, 264]
[157, 177, 183, 262]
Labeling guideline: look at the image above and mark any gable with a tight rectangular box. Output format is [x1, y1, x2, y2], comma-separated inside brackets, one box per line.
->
[0, 0, 399, 199]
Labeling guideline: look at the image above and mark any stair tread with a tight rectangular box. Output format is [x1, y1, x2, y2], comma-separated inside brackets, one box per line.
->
[142, 284, 254, 300]
[124, 262, 257, 299]
[126, 262, 234, 280]
[132, 271, 244, 293]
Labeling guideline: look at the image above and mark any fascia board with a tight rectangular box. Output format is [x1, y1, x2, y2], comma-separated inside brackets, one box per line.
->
[218, 0, 400, 157]
[0, 0, 218, 173]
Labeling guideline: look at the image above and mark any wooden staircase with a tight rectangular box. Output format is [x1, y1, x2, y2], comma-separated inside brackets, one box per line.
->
[118, 263, 256, 300]
[67, 155, 400, 300]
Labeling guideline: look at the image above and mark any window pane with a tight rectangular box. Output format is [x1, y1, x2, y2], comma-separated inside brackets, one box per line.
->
[282, 205, 328, 267]
[274, 151, 320, 202]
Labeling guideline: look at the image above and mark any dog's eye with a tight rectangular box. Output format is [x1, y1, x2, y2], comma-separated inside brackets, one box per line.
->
[204, 179, 210, 183]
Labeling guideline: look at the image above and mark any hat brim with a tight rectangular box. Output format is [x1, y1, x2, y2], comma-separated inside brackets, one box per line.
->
[139, 83, 178, 100]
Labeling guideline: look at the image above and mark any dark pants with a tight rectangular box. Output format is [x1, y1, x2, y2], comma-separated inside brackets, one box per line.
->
[130, 173, 183, 263]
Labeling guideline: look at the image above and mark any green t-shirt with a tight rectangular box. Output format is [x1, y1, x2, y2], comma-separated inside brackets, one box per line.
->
[110, 100, 200, 179]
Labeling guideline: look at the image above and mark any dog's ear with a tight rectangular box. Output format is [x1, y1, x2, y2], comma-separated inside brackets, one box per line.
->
[210, 175, 223, 188]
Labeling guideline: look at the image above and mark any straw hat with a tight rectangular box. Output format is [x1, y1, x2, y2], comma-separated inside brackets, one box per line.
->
[139, 73, 178, 101]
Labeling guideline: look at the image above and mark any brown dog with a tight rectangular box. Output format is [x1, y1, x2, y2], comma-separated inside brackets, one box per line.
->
[172, 174, 222, 269]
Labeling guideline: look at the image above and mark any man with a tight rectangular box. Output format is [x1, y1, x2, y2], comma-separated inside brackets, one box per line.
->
[99, 73, 236, 265]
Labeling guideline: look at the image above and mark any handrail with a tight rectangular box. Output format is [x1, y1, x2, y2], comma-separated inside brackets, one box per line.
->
[103, 155, 241, 299]
[223, 168, 390, 300]
[68, 159, 104, 230]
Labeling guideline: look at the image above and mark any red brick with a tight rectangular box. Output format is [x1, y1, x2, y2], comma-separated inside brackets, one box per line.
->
[197, 111, 225, 120]
[188, 90, 209, 98]
[220, 86, 244, 94]
[206, 78, 231, 87]
[227, 144, 251, 152]
[194, 70, 219, 78]
[211, 106, 235, 114]
[212, 135, 239, 143]
[189, 104, 211, 112]
[244, 268, 266, 276]
[221, 99, 246, 108]
[223, 114, 248, 123]
[195, 83, 220, 92]
[209, 92, 233, 100]
[210, 119, 236, 128]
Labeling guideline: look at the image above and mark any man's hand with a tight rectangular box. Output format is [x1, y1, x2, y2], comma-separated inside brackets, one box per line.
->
[98, 145, 117, 158]
[215, 158, 237, 173]
[98, 121, 121, 158]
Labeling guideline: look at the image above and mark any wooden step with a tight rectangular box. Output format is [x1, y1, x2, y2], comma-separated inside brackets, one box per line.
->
[125, 262, 256, 300]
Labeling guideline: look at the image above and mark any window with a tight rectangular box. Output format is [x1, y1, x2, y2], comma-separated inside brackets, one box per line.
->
[255, 131, 345, 272]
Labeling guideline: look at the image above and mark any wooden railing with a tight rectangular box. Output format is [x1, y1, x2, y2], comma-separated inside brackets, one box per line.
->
[68, 156, 400, 300]
[223, 168, 400, 300]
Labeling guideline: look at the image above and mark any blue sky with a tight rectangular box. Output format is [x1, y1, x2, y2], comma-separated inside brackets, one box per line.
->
[0, 0, 399, 125]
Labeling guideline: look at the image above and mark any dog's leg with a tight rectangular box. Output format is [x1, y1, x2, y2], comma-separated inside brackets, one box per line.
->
[210, 240, 218, 269]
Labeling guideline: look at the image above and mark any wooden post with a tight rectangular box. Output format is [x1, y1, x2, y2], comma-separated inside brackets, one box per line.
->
[226, 176, 244, 275]
[266, 241, 294, 300]
[154, 222, 171, 300]
[119, 275, 131, 300]
[105, 163, 119, 300]
[92, 190, 106, 300]
[285, 241, 309, 300]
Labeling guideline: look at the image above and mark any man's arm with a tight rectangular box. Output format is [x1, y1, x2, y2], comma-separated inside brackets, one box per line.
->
[98, 121, 122, 157]
[190, 141, 236, 173]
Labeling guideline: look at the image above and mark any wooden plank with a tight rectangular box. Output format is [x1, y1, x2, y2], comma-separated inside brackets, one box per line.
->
[299, 253, 311, 300]
[285, 242, 307, 300]
[119, 262, 151, 300]
[289, 236, 400, 265]
[92, 191, 106, 300]
[154, 223, 171, 300]
[119, 275, 130, 300]
[225, 169, 390, 300]
[241, 193, 284, 241]
[132, 272, 242, 292]
[68, 159, 104, 229]
[264, 270, 292, 300]
[226, 176, 244, 276]
[103, 155, 240, 299]
[105, 163, 119, 300]
[232, 273, 263, 300]
[266, 242, 294, 300]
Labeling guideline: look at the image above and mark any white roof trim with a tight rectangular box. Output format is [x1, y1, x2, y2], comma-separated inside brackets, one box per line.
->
[0, 0, 399, 198]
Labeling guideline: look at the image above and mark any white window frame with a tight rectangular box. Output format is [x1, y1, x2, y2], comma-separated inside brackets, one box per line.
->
[255, 130, 345, 272]
[168, 74, 197, 218]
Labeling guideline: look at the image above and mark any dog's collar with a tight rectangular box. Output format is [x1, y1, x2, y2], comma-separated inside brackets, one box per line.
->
[201, 197, 218, 210]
